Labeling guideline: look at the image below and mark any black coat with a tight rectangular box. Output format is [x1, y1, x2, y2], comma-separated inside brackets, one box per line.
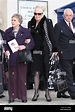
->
[28, 15, 59, 75]
[54, 20, 75, 59]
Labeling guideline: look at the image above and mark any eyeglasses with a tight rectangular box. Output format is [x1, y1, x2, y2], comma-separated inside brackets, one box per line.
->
[34, 13, 43, 15]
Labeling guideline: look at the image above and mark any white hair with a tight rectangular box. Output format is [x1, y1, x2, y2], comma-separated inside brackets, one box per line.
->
[63, 8, 73, 16]
[34, 5, 45, 12]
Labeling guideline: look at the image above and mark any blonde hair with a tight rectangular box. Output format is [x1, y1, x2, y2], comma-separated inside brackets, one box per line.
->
[34, 5, 45, 12]
[11, 13, 23, 24]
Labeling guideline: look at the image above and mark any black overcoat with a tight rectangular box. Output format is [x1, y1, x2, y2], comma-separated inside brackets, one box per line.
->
[28, 16, 58, 88]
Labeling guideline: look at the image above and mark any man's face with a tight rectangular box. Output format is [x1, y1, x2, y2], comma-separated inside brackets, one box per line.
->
[63, 10, 73, 22]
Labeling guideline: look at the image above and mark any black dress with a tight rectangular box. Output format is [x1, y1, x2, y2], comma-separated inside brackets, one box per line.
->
[31, 27, 44, 73]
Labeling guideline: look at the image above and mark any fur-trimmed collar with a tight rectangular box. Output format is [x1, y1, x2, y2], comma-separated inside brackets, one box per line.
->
[30, 15, 46, 28]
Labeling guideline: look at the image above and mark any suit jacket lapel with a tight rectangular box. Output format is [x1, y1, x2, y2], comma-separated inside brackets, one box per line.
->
[73, 21, 75, 30]
[63, 21, 73, 33]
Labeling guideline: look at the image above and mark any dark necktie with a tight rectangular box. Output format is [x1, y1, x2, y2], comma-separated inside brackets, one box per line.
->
[69, 23, 72, 31]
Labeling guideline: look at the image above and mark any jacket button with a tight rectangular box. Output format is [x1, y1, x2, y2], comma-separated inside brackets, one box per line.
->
[61, 51, 63, 54]
[12, 72, 14, 75]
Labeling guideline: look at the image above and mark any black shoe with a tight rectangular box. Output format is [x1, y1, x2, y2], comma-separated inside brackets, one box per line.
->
[45, 93, 52, 102]
[70, 96, 75, 100]
[22, 100, 27, 103]
[9, 99, 14, 103]
[57, 92, 70, 98]
[71, 97, 75, 100]
[45, 89, 52, 102]
[62, 94, 70, 98]
[0, 95, 5, 98]
[32, 93, 39, 101]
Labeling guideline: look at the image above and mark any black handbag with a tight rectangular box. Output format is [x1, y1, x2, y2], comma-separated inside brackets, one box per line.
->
[18, 49, 33, 64]
[53, 79, 68, 92]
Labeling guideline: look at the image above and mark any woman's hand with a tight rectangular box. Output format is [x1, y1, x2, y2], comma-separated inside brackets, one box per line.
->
[5, 50, 10, 59]
[51, 52, 59, 60]
[25, 39, 31, 44]
[18, 39, 31, 51]
[18, 45, 26, 50]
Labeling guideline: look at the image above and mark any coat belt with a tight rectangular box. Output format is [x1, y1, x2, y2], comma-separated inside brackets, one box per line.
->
[33, 50, 42, 55]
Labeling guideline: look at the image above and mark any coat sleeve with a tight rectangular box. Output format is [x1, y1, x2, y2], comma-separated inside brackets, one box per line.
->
[2, 30, 10, 52]
[53, 23, 61, 51]
[28, 21, 31, 29]
[24, 29, 35, 50]
[53, 23, 61, 41]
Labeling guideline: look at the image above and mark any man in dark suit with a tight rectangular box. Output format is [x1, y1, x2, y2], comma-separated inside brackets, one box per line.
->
[54, 8, 75, 99]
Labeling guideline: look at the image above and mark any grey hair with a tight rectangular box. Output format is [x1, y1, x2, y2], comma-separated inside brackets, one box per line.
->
[34, 5, 45, 12]
[63, 8, 73, 16]
[11, 13, 23, 24]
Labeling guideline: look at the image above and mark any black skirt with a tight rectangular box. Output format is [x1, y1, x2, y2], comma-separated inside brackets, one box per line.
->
[31, 54, 44, 73]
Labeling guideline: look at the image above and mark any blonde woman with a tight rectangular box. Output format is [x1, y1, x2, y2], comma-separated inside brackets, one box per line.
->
[28, 6, 59, 102]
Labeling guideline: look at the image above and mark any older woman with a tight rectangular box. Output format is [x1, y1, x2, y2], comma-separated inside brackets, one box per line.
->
[28, 6, 59, 102]
[3, 13, 34, 103]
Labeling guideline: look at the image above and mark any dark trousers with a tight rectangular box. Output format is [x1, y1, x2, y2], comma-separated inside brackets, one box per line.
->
[72, 60, 75, 82]
[59, 59, 75, 97]
[0, 64, 4, 94]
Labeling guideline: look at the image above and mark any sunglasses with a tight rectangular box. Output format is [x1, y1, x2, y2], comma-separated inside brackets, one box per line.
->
[34, 13, 43, 15]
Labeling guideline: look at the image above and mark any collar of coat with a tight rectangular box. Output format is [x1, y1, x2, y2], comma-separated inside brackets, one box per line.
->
[30, 15, 46, 28]
[5, 26, 26, 34]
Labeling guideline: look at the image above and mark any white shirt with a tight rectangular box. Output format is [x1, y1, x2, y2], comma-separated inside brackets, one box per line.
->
[65, 20, 75, 33]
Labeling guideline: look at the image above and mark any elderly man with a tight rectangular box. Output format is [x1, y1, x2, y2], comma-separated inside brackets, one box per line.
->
[54, 8, 75, 99]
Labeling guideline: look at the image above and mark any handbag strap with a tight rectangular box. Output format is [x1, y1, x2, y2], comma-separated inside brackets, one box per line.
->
[43, 20, 52, 52]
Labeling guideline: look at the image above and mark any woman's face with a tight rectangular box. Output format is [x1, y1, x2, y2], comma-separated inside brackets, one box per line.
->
[34, 8, 43, 22]
[11, 17, 20, 28]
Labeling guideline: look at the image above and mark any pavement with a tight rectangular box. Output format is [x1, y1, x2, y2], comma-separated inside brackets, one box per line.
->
[0, 89, 75, 112]
[0, 89, 75, 105]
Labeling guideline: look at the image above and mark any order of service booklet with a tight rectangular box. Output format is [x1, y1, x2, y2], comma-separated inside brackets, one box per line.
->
[8, 39, 19, 53]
